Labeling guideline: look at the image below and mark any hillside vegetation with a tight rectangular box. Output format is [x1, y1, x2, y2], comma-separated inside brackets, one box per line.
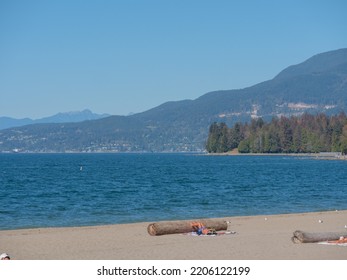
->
[206, 113, 347, 154]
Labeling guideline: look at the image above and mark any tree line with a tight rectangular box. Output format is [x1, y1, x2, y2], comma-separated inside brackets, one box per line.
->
[206, 112, 347, 154]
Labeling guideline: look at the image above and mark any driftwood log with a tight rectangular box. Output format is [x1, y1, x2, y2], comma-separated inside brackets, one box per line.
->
[147, 219, 228, 236]
[292, 230, 347, 244]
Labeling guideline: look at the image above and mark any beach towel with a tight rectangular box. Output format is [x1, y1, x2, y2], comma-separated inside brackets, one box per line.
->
[318, 242, 347, 247]
[318, 236, 347, 246]
[183, 231, 236, 237]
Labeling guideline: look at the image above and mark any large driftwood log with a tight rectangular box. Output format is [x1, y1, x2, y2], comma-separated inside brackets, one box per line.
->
[292, 230, 347, 244]
[147, 219, 228, 236]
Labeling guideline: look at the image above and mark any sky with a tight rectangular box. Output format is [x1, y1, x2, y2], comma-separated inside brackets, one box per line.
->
[1, 0, 347, 119]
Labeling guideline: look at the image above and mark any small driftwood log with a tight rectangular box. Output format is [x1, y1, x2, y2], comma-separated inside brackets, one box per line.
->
[147, 219, 228, 236]
[292, 230, 347, 244]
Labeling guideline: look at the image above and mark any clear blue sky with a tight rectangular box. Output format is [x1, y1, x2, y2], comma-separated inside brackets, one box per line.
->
[1, 0, 346, 119]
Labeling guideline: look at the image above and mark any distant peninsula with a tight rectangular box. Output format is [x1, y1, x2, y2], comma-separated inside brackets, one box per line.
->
[206, 112, 347, 155]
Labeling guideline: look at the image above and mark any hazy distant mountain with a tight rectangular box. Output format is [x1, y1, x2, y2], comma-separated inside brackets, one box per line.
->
[1, 48, 346, 152]
[0, 109, 110, 130]
[0, 117, 34, 130]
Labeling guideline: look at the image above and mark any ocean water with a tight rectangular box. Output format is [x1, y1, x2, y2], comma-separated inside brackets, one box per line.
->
[0, 153, 347, 230]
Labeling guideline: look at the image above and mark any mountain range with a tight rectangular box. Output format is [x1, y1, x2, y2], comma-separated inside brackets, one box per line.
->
[0, 109, 110, 130]
[1, 48, 347, 153]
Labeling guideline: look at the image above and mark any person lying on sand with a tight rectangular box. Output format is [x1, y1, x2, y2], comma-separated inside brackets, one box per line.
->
[191, 222, 217, 235]
[328, 236, 347, 244]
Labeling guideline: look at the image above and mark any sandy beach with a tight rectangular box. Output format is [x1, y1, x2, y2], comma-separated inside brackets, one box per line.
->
[1, 210, 347, 260]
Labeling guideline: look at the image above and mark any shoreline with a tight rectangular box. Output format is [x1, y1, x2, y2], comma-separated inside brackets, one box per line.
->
[206, 150, 347, 160]
[1, 210, 347, 260]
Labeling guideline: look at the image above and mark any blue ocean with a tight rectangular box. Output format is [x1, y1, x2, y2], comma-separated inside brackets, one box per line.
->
[1, 153, 347, 230]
